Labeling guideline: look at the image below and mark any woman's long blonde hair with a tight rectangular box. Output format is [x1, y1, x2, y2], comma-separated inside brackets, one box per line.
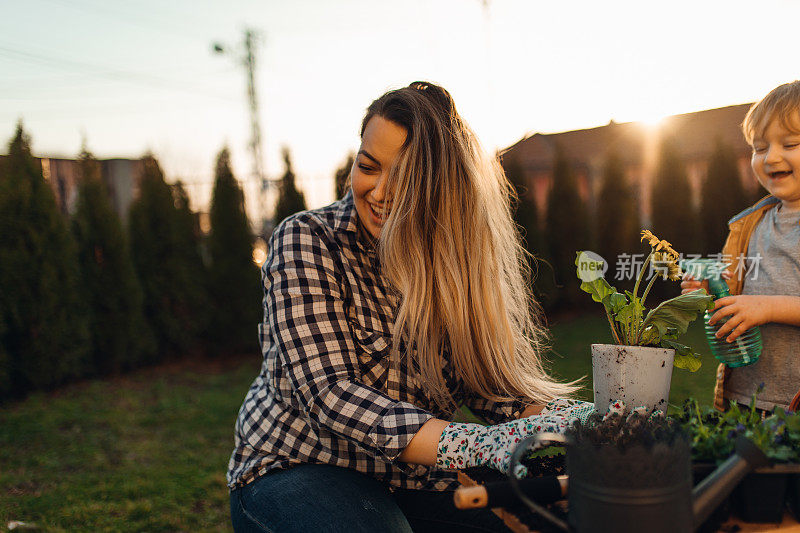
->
[361, 81, 577, 410]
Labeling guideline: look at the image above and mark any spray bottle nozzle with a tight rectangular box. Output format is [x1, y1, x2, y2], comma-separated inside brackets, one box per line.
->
[678, 259, 731, 299]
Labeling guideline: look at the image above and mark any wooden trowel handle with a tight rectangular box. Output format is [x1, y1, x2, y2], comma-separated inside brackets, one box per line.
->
[454, 475, 567, 509]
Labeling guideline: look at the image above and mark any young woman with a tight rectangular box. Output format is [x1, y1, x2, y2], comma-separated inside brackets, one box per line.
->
[227, 82, 585, 532]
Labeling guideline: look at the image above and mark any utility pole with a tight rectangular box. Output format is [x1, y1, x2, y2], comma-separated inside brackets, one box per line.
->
[243, 30, 267, 229]
[213, 28, 270, 235]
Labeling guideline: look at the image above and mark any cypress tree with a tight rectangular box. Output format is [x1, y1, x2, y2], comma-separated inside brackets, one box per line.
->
[544, 145, 591, 310]
[172, 180, 209, 344]
[0, 318, 8, 398]
[334, 153, 354, 200]
[596, 151, 640, 290]
[273, 147, 307, 225]
[505, 159, 548, 310]
[128, 156, 205, 358]
[700, 139, 748, 254]
[651, 138, 698, 254]
[72, 148, 154, 374]
[504, 160, 543, 260]
[206, 148, 261, 354]
[0, 124, 90, 397]
[649, 138, 698, 302]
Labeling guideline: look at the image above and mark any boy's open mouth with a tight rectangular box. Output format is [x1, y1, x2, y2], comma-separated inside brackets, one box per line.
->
[769, 170, 793, 180]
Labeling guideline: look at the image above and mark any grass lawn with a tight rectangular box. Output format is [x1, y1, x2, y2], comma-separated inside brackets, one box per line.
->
[0, 355, 262, 532]
[1, 313, 719, 530]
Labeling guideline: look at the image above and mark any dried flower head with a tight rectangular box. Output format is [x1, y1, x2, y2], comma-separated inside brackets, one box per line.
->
[653, 251, 683, 280]
[641, 230, 679, 260]
[641, 230, 660, 248]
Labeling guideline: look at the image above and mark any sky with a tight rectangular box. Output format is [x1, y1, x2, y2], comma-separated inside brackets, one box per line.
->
[2, 0, 799, 222]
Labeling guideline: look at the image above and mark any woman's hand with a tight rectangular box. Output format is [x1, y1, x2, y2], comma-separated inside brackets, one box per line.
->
[435, 401, 593, 476]
[539, 399, 594, 421]
[435, 415, 569, 476]
[709, 295, 775, 342]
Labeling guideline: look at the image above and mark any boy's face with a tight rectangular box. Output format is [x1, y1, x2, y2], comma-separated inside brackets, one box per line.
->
[750, 119, 800, 209]
[751, 117, 800, 210]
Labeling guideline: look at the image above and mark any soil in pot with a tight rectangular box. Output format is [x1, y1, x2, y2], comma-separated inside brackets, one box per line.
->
[730, 472, 789, 523]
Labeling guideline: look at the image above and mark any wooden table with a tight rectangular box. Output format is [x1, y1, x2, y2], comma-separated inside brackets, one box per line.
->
[457, 472, 800, 533]
[720, 513, 800, 532]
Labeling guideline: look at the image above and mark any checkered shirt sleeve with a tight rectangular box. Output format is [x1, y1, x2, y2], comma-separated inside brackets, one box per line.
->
[259, 215, 431, 460]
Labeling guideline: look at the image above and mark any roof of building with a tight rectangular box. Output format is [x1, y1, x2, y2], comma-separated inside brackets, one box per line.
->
[501, 103, 754, 171]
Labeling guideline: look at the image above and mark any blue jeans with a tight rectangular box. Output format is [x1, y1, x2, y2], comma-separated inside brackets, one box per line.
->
[230, 464, 508, 532]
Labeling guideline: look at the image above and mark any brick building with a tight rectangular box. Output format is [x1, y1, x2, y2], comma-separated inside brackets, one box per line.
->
[0, 154, 145, 221]
[500, 103, 762, 228]
[40, 157, 146, 220]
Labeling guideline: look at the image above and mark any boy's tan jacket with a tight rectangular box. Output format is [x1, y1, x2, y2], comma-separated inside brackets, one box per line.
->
[713, 195, 781, 411]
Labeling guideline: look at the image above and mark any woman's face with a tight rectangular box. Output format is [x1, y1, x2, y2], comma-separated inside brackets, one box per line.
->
[352, 115, 407, 239]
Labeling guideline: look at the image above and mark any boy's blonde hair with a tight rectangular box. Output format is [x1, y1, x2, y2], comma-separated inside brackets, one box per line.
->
[742, 80, 800, 144]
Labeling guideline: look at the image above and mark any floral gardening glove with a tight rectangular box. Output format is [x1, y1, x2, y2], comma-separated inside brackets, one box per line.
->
[603, 400, 665, 421]
[540, 398, 596, 424]
[435, 413, 571, 477]
[541, 399, 665, 425]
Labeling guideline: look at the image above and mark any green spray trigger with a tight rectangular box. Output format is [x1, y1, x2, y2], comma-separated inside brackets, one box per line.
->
[679, 258, 762, 368]
[680, 259, 731, 299]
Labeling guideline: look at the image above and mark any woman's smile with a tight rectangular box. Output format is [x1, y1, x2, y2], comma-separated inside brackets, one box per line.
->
[367, 202, 390, 223]
[351, 115, 406, 239]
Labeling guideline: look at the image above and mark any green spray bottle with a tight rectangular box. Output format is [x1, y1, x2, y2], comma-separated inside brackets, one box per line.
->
[680, 259, 762, 368]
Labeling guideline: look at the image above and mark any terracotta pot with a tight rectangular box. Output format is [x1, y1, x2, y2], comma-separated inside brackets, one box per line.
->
[591, 344, 675, 413]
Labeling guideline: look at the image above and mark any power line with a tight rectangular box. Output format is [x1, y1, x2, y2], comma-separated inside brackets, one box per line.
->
[2, 64, 239, 96]
[34, 0, 211, 42]
[0, 43, 238, 102]
[213, 28, 278, 231]
[0, 97, 236, 121]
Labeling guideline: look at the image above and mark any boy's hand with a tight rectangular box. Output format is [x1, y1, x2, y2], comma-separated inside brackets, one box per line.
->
[680, 271, 731, 295]
[680, 273, 707, 295]
[708, 295, 774, 342]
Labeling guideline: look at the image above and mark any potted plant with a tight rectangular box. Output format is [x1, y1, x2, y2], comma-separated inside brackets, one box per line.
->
[575, 230, 713, 412]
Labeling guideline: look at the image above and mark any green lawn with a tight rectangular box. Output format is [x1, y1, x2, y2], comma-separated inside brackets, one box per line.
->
[0, 356, 261, 532]
[0, 313, 718, 530]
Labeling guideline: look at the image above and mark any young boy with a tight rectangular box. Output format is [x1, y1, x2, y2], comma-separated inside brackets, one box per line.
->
[682, 80, 800, 412]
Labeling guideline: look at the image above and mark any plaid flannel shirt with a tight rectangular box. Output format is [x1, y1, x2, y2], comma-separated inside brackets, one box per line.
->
[227, 192, 524, 491]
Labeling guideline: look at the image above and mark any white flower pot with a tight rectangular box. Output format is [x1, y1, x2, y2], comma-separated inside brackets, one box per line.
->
[591, 344, 675, 413]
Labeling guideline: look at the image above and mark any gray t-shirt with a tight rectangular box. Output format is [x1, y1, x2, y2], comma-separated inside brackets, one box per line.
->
[725, 205, 800, 410]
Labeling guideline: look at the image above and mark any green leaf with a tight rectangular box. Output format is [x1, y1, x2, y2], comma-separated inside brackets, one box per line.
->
[579, 277, 615, 305]
[575, 252, 616, 305]
[616, 298, 644, 345]
[527, 445, 566, 459]
[639, 325, 660, 345]
[603, 292, 627, 314]
[661, 339, 702, 372]
[641, 289, 713, 340]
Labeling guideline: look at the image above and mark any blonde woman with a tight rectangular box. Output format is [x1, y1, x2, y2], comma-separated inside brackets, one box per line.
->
[227, 82, 587, 532]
